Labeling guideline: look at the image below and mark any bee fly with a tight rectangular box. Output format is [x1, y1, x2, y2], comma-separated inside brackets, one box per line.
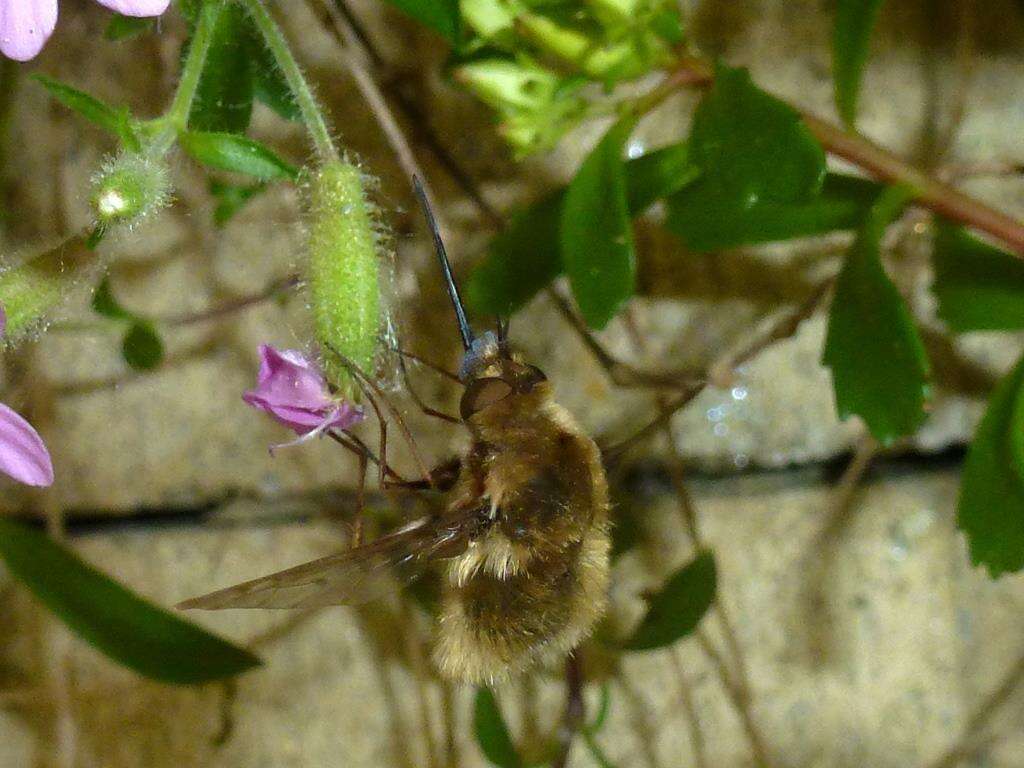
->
[179, 177, 612, 684]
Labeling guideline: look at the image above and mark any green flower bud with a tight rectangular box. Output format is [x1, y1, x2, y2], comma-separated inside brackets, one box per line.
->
[454, 59, 560, 114]
[0, 237, 99, 343]
[460, 0, 517, 40]
[305, 160, 382, 397]
[516, 13, 590, 63]
[91, 152, 171, 227]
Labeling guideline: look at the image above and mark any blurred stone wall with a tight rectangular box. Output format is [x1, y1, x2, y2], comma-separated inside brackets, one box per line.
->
[1, 0, 1024, 766]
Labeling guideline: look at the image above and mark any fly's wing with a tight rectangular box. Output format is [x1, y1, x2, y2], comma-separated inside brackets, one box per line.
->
[177, 513, 479, 611]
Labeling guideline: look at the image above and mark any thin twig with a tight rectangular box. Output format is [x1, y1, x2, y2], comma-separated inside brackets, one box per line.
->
[923, 651, 1024, 768]
[552, 653, 586, 768]
[667, 649, 709, 768]
[547, 287, 702, 391]
[160, 275, 300, 327]
[608, 281, 830, 459]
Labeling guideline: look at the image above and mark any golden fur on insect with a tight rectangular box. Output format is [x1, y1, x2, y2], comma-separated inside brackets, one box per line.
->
[432, 344, 611, 684]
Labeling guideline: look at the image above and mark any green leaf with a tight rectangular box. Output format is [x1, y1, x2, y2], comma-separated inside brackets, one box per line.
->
[666, 173, 880, 252]
[179, 131, 298, 180]
[957, 353, 1024, 576]
[833, 0, 886, 127]
[822, 185, 930, 444]
[91, 276, 132, 320]
[383, 0, 461, 43]
[586, 682, 612, 734]
[0, 518, 260, 684]
[467, 189, 564, 317]
[561, 117, 638, 329]
[689, 65, 826, 206]
[933, 224, 1024, 332]
[208, 179, 267, 226]
[625, 550, 716, 651]
[251, 40, 300, 121]
[122, 321, 164, 371]
[623, 142, 699, 214]
[474, 687, 522, 768]
[33, 75, 138, 150]
[188, 3, 254, 133]
[467, 141, 698, 317]
[104, 13, 155, 40]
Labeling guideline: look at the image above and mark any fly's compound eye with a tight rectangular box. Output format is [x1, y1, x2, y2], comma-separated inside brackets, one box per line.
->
[460, 377, 514, 420]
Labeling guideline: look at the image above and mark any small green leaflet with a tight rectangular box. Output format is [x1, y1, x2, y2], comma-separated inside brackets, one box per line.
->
[33, 75, 139, 150]
[382, 0, 461, 43]
[833, 0, 887, 127]
[561, 117, 639, 329]
[0, 518, 260, 684]
[822, 185, 930, 444]
[689, 65, 826, 206]
[179, 131, 298, 180]
[188, 2, 254, 133]
[933, 224, 1024, 332]
[625, 550, 716, 651]
[208, 179, 267, 226]
[91, 275, 132, 320]
[474, 687, 522, 768]
[666, 173, 880, 252]
[467, 141, 697, 317]
[122, 321, 165, 371]
[91, 277, 165, 371]
[957, 353, 1024, 576]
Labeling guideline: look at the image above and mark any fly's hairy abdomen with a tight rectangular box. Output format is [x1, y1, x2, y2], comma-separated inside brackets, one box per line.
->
[433, 401, 610, 684]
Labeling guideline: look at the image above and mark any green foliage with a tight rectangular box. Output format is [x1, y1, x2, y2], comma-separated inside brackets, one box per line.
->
[122, 321, 165, 371]
[104, 13, 155, 41]
[689, 65, 825, 206]
[466, 189, 564, 317]
[454, 0, 682, 153]
[33, 75, 139, 150]
[832, 0, 886, 126]
[957, 354, 1024, 576]
[933, 224, 1024, 332]
[251, 40, 301, 121]
[822, 185, 930, 444]
[188, 2, 254, 133]
[208, 179, 267, 226]
[92, 277, 166, 371]
[561, 118, 638, 329]
[179, 131, 298, 180]
[467, 142, 698, 317]
[666, 173, 879, 251]
[625, 550, 716, 651]
[474, 687, 522, 768]
[91, 276, 132, 320]
[0, 518, 260, 684]
[382, 0, 461, 42]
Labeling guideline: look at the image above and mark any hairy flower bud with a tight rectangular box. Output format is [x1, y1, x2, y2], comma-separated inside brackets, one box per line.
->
[304, 160, 382, 396]
[90, 152, 171, 227]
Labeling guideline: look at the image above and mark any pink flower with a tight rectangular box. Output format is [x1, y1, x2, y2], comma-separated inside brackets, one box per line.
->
[0, 306, 54, 486]
[0, 0, 170, 62]
[243, 344, 363, 450]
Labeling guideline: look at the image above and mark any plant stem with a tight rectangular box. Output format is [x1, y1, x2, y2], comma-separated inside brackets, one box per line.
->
[238, 0, 339, 163]
[665, 57, 1024, 256]
[153, 0, 220, 153]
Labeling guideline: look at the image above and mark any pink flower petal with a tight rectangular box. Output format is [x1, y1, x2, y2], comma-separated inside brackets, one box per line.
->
[93, 0, 170, 17]
[0, 0, 58, 62]
[0, 402, 53, 487]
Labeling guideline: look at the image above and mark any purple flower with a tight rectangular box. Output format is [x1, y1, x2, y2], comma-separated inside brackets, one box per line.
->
[1, 0, 169, 62]
[0, 306, 54, 486]
[243, 344, 363, 450]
